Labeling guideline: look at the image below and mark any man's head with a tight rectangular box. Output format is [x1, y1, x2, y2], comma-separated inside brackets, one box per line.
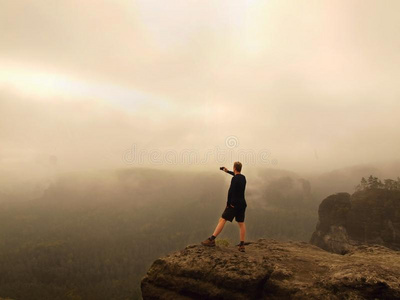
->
[233, 161, 242, 173]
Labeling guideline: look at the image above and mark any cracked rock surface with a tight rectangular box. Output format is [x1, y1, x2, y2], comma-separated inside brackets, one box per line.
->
[141, 238, 400, 299]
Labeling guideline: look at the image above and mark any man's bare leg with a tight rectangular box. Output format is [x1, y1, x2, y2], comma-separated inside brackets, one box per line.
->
[201, 217, 227, 246]
[212, 217, 227, 237]
[238, 222, 246, 241]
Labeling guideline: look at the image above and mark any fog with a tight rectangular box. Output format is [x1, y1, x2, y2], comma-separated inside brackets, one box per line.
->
[1, 2, 400, 298]
[1, 0, 400, 186]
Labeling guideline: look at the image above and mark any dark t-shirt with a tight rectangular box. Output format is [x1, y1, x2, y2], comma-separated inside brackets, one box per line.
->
[226, 171, 247, 209]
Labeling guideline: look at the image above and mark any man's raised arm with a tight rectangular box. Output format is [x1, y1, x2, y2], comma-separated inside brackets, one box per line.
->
[222, 167, 235, 176]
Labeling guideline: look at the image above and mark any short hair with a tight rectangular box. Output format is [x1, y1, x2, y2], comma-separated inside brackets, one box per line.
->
[233, 161, 242, 172]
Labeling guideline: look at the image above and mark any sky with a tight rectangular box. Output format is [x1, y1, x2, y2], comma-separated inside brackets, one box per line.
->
[1, 0, 400, 181]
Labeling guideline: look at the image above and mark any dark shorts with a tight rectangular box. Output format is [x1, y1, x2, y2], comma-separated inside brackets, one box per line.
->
[221, 206, 246, 223]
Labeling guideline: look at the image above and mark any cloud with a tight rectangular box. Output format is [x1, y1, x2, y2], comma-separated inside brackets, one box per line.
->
[1, 0, 400, 178]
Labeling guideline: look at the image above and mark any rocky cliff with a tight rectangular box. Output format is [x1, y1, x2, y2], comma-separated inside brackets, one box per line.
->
[140, 238, 400, 299]
[310, 189, 400, 254]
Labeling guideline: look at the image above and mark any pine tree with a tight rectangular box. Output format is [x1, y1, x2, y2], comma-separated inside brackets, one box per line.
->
[384, 179, 396, 190]
[360, 177, 367, 190]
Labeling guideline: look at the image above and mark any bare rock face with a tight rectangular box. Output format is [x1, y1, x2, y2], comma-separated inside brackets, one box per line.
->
[140, 238, 400, 300]
[310, 193, 354, 254]
[310, 190, 400, 254]
[347, 189, 400, 250]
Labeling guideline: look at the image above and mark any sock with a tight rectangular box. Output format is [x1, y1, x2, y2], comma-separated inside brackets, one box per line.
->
[209, 235, 216, 241]
[240, 241, 244, 246]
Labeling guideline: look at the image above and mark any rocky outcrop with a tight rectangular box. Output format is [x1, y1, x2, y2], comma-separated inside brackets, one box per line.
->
[310, 192, 354, 254]
[347, 189, 400, 249]
[141, 238, 400, 300]
[310, 190, 400, 254]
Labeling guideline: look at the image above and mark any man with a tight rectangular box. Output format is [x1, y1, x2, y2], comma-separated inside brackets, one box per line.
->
[201, 161, 247, 252]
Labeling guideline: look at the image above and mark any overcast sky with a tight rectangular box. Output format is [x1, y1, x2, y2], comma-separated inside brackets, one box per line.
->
[1, 0, 400, 180]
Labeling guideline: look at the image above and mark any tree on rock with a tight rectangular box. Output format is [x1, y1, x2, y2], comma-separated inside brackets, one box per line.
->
[355, 175, 400, 191]
[367, 175, 383, 189]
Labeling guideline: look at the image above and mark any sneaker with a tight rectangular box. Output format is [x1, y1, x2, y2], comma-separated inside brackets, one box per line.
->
[238, 244, 245, 252]
[201, 237, 216, 247]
